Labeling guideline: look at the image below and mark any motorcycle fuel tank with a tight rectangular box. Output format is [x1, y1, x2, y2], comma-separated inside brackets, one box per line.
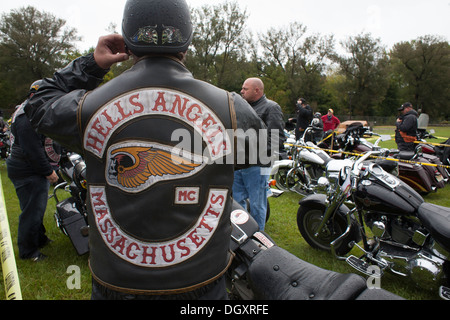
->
[354, 164, 424, 216]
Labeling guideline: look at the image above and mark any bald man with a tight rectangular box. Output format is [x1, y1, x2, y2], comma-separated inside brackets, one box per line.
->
[235, 78, 285, 230]
[240, 78, 285, 150]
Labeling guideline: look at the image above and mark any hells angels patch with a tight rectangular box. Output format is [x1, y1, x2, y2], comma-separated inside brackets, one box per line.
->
[90, 186, 228, 267]
[83, 88, 232, 161]
[106, 141, 207, 193]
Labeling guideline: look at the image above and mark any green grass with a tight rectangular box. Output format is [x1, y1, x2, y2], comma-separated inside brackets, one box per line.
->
[0, 126, 449, 300]
[0, 161, 90, 300]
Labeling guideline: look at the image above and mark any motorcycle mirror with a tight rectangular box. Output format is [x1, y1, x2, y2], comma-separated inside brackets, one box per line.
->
[338, 166, 350, 185]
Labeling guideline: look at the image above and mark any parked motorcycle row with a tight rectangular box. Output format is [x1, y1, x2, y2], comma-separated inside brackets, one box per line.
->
[49, 146, 407, 300]
[46, 110, 450, 300]
[271, 119, 450, 300]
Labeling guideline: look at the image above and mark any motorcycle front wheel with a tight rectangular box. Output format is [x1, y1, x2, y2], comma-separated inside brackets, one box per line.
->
[273, 167, 295, 191]
[297, 202, 357, 256]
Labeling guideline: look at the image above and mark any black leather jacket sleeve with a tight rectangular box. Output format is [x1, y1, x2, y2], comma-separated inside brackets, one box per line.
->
[24, 53, 109, 154]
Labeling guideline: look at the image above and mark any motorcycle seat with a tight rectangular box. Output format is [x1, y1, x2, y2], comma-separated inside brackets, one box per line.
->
[247, 245, 403, 300]
[418, 202, 450, 252]
[397, 151, 415, 160]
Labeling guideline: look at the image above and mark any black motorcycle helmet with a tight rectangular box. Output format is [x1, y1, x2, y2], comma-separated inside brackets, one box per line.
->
[122, 0, 193, 56]
[29, 80, 43, 97]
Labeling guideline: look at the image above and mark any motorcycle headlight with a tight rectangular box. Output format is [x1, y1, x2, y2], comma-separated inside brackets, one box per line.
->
[317, 177, 330, 192]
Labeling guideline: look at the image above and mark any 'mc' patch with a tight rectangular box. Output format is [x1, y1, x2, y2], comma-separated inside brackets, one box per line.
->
[175, 187, 200, 205]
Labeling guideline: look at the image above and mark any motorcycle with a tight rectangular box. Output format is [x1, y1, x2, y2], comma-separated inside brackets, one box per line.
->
[297, 149, 450, 299]
[333, 122, 447, 194]
[51, 151, 89, 255]
[227, 201, 403, 300]
[50, 152, 404, 300]
[0, 131, 11, 159]
[270, 126, 335, 196]
[416, 114, 450, 174]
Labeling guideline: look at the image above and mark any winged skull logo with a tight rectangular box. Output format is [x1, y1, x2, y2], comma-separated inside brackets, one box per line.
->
[107, 145, 204, 192]
[132, 25, 158, 44]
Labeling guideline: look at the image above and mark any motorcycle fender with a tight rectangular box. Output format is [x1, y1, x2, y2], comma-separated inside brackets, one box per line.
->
[270, 159, 293, 175]
[298, 193, 327, 206]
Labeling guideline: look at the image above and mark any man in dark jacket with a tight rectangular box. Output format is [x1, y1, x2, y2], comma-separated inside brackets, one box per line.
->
[7, 83, 59, 262]
[295, 98, 313, 140]
[24, 0, 267, 300]
[240, 78, 285, 151]
[237, 77, 285, 230]
[395, 102, 418, 151]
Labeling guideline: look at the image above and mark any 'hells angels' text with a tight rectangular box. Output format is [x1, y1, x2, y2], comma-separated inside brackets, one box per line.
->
[83, 89, 231, 160]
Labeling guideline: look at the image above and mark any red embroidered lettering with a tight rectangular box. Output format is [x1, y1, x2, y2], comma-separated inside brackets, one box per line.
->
[91, 191, 106, 206]
[126, 242, 139, 260]
[103, 102, 122, 128]
[84, 89, 231, 160]
[198, 216, 214, 232]
[177, 239, 191, 258]
[186, 104, 202, 122]
[211, 193, 225, 206]
[94, 208, 108, 223]
[202, 114, 217, 130]
[90, 187, 228, 267]
[205, 205, 221, 218]
[212, 140, 227, 157]
[170, 95, 189, 116]
[85, 119, 106, 154]
[141, 246, 157, 265]
[106, 226, 118, 244]
[152, 92, 168, 112]
[129, 93, 144, 113]
[99, 218, 112, 234]
[111, 236, 127, 255]
[187, 229, 206, 248]
[160, 244, 176, 263]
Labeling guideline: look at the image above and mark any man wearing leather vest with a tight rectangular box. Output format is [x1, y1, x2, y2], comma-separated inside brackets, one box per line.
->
[25, 0, 267, 299]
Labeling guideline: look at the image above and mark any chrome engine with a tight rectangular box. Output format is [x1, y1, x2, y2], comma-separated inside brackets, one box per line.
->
[368, 215, 450, 291]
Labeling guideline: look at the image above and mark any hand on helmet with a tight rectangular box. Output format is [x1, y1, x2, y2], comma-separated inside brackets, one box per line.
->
[94, 34, 130, 69]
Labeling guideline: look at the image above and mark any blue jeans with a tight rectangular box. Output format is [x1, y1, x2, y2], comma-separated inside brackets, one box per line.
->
[233, 166, 268, 230]
[8, 174, 50, 259]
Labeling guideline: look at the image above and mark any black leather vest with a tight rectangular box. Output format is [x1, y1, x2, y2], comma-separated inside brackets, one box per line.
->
[79, 56, 236, 294]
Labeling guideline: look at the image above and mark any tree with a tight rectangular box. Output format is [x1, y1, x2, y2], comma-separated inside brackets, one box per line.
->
[390, 35, 450, 118]
[333, 33, 390, 117]
[258, 22, 335, 113]
[0, 6, 80, 110]
[187, 1, 251, 90]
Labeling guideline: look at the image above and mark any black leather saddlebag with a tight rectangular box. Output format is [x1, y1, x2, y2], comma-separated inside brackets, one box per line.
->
[55, 197, 89, 255]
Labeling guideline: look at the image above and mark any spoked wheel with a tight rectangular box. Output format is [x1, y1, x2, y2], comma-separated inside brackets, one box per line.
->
[273, 167, 295, 191]
[297, 202, 357, 256]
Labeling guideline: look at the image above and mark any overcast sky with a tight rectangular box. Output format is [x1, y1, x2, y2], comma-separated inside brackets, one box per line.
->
[1, 0, 449, 52]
